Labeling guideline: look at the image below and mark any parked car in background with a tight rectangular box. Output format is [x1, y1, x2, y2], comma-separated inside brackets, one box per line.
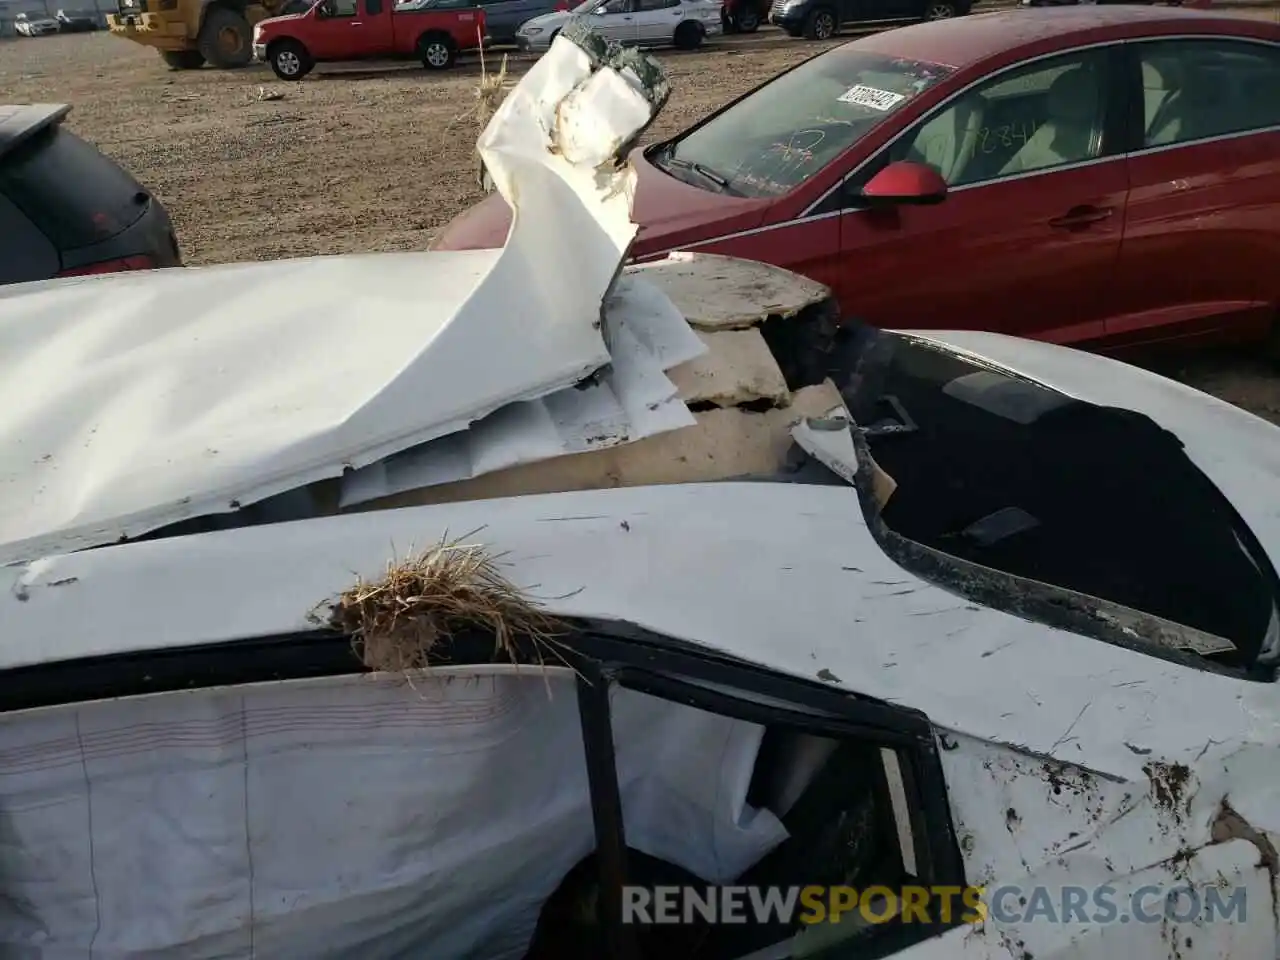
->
[722, 0, 767, 31]
[440, 7, 1280, 357]
[771, 0, 970, 40]
[4, 30, 1280, 960]
[55, 9, 100, 31]
[0, 104, 182, 285]
[252, 0, 486, 77]
[486, 0, 567, 44]
[1023, 0, 1201, 5]
[14, 12, 60, 35]
[515, 0, 721, 53]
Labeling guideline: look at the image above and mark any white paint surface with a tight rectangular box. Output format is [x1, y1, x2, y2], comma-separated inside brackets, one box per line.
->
[0, 33, 677, 566]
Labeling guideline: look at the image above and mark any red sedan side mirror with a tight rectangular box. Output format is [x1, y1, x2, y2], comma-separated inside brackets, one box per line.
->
[860, 161, 948, 206]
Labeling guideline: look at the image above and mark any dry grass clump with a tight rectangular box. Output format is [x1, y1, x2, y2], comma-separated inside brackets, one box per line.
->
[327, 531, 571, 673]
[442, 37, 510, 187]
[445, 37, 510, 136]
[473, 49, 510, 130]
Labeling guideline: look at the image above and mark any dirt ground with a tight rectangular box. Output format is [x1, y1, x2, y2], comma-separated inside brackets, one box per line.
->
[1, 15, 1279, 422]
[0, 28, 836, 262]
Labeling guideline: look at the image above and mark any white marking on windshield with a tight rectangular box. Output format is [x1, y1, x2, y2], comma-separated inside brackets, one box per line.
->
[837, 84, 907, 111]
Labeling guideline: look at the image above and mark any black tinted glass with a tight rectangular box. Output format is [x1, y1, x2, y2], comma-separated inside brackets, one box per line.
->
[0, 127, 148, 250]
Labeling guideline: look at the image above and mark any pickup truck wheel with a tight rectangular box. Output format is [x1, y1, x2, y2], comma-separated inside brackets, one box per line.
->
[804, 6, 836, 37]
[418, 33, 456, 69]
[673, 20, 703, 49]
[269, 40, 312, 79]
[160, 49, 206, 69]
[735, 8, 759, 30]
[198, 6, 253, 68]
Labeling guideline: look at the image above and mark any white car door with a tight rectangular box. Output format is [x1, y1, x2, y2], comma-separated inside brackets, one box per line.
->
[584, 0, 637, 43]
[632, 0, 681, 43]
[880, 841, 1275, 960]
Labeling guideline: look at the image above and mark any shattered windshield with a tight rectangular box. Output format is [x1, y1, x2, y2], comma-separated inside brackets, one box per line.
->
[653, 49, 954, 198]
[841, 332, 1280, 671]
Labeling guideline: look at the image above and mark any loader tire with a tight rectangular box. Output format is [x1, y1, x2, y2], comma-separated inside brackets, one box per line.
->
[161, 49, 206, 69]
[198, 6, 253, 69]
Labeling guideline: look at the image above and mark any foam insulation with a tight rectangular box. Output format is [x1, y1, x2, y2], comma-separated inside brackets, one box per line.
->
[668, 328, 791, 408]
[629, 252, 832, 330]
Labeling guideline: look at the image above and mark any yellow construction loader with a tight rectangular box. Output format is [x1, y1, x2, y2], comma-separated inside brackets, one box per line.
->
[107, 0, 308, 70]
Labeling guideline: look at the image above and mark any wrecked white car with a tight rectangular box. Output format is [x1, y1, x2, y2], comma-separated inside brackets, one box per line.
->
[2, 22, 1280, 960]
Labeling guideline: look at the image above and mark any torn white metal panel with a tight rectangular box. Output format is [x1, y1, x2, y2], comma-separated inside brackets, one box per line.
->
[0, 35, 671, 567]
[475, 27, 667, 261]
[7, 481, 1278, 789]
[629, 252, 831, 330]
[790, 407, 858, 485]
[904, 329, 1280, 571]
[337, 272, 704, 508]
[344, 381, 843, 511]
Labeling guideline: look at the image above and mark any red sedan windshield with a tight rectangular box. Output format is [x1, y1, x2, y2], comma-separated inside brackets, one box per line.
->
[655, 49, 955, 198]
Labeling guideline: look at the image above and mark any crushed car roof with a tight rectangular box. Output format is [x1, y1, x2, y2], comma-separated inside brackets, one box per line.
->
[6, 480, 1276, 786]
[3, 24, 1280, 791]
[0, 36, 680, 566]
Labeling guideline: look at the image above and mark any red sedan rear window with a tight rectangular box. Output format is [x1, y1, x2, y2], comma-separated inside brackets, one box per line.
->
[656, 50, 954, 198]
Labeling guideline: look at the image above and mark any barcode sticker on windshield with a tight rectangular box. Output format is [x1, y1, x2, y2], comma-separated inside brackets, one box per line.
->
[838, 84, 906, 111]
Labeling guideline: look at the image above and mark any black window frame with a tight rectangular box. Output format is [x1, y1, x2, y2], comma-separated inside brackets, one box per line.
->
[572, 627, 966, 960]
[366, 0, 383, 14]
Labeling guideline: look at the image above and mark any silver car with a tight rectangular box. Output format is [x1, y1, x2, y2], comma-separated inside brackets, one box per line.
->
[15, 12, 61, 35]
[516, 0, 722, 53]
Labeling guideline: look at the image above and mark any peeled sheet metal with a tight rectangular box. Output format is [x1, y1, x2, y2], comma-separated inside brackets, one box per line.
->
[339, 271, 704, 509]
[0, 32, 674, 567]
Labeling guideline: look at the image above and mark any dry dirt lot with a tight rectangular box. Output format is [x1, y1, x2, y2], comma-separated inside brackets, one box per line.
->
[2, 16, 1279, 422]
[0, 28, 836, 262]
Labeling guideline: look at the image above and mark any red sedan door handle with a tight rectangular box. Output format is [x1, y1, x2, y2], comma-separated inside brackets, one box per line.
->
[1048, 205, 1114, 230]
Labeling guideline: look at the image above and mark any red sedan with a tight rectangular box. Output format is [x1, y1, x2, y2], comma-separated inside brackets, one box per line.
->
[434, 7, 1280, 354]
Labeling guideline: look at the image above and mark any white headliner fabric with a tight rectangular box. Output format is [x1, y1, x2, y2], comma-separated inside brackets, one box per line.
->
[0, 669, 788, 958]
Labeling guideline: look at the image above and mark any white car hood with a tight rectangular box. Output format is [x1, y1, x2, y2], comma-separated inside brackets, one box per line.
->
[906, 329, 1280, 570]
[0, 33, 692, 566]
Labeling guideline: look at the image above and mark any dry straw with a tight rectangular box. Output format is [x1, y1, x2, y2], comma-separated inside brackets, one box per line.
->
[326, 529, 573, 674]
[445, 25, 511, 136]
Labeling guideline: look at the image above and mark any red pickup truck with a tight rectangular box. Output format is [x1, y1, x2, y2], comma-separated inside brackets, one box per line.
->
[252, 0, 486, 79]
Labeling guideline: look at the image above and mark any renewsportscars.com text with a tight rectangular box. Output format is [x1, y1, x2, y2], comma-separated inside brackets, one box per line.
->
[621, 884, 1248, 927]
